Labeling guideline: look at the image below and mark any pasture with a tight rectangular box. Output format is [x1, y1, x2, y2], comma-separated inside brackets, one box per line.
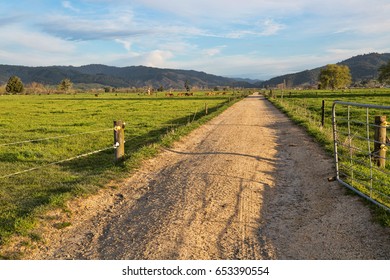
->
[268, 88, 390, 222]
[0, 91, 243, 245]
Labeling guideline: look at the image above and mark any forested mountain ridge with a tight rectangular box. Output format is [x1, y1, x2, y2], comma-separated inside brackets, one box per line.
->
[1, 53, 389, 89]
[0, 64, 253, 89]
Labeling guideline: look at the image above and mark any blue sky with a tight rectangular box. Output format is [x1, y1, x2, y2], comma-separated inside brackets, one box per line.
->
[1, 0, 390, 79]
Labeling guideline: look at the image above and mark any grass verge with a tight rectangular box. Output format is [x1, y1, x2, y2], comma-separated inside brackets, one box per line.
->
[265, 89, 390, 226]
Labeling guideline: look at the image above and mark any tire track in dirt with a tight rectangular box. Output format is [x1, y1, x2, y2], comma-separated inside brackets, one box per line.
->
[16, 94, 390, 260]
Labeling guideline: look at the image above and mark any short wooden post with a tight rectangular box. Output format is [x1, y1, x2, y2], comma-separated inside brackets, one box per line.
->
[321, 100, 325, 127]
[374, 116, 387, 168]
[205, 103, 208, 115]
[114, 120, 125, 161]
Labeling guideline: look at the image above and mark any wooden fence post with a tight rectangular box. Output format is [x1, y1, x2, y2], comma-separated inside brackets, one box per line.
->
[374, 116, 387, 168]
[205, 103, 208, 115]
[114, 120, 125, 161]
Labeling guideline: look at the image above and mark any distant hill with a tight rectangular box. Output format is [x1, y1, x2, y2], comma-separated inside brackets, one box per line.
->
[0, 64, 254, 89]
[2, 52, 389, 90]
[230, 77, 263, 84]
[260, 53, 390, 88]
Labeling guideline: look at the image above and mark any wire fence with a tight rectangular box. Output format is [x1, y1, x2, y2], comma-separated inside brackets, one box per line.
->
[0, 99, 236, 180]
[332, 101, 390, 211]
[0, 128, 113, 147]
[0, 145, 114, 179]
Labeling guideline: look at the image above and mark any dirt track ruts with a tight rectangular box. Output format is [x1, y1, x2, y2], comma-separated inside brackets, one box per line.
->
[24, 94, 390, 259]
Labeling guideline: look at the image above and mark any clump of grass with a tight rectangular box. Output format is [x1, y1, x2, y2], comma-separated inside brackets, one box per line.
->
[373, 208, 390, 227]
[53, 222, 72, 230]
[29, 232, 43, 242]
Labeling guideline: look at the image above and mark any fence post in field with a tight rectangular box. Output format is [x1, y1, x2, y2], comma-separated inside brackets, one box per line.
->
[321, 100, 325, 127]
[205, 103, 208, 115]
[114, 120, 125, 161]
[374, 116, 387, 168]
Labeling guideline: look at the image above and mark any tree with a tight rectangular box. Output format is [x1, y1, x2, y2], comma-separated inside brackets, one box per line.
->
[318, 64, 352, 90]
[5, 76, 24, 94]
[58, 78, 73, 92]
[184, 80, 190, 92]
[378, 60, 390, 84]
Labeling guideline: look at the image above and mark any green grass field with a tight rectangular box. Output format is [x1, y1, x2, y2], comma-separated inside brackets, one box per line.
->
[267, 88, 390, 225]
[0, 91, 245, 246]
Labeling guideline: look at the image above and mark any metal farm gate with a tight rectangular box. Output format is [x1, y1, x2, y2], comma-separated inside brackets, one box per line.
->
[332, 101, 390, 211]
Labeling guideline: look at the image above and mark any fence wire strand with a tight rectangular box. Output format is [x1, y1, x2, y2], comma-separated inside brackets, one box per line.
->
[0, 146, 114, 179]
[0, 128, 113, 147]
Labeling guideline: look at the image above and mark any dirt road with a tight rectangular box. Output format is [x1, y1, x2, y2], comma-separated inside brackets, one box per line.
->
[26, 94, 390, 259]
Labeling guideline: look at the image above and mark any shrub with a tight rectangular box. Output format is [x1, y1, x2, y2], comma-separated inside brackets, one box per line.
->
[6, 76, 24, 94]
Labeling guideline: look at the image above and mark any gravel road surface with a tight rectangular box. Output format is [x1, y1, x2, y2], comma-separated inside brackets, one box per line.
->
[19, 94, 390, 259]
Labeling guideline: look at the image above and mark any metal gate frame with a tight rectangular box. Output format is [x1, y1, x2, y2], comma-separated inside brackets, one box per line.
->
[332, 100, 390, 212]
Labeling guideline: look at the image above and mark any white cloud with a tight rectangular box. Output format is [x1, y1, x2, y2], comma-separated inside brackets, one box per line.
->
[62, 1, 80, 13]
[159, 41, 198, 55]
[259, 19, 285, 36]
[0, 24, 81, 66]
[355, 18, 390, 35]
[225, 19, 286, 38]
[130, 0, 390, 37]
[143, 50, 174, 67]
[115, 39, 133, 52]
[0, 26, 75, 55]
[202, 46, 226, 57]
[301, 0, 390, 36]
[41, 13, 147, 40]
[225, 30, 252, 39]
[132, 0, 306, 19]
[95, 49, 176, 69]
[40, 11, 206, 42]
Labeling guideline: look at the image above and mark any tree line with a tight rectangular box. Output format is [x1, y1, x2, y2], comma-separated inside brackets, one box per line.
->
[3, 77, 73, 94]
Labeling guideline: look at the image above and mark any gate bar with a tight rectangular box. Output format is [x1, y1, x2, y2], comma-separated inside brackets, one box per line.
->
[332, 100, 390, 212]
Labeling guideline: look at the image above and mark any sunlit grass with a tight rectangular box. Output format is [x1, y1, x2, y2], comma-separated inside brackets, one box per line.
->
[0, 91, 246, 245]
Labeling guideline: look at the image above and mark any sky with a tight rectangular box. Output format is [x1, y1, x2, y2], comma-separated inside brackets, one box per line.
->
[1, 0, 390, 80]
